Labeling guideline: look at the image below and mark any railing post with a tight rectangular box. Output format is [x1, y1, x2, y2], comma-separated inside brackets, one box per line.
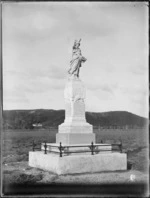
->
[32, 140, 35, 151]
[44, 141, 47, 154]
[91, 142, 94, 155]
[119, 140, 122, 153]
[59, 142, 62, 157]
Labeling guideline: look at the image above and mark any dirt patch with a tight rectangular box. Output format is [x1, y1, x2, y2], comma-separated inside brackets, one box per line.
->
[2, 161, 148, 186]
[4, 172, 43, 185]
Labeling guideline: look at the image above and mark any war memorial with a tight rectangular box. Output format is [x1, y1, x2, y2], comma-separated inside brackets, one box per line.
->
[29, 39, 127, 175]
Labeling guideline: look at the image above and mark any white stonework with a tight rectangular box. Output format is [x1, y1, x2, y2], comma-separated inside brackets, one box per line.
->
[58, 77, 95, 144]
[56, 133, 95, 144]
[60, 77, 89, 125]
[29, 151, 127, 175]
[28, 41, 127, 174]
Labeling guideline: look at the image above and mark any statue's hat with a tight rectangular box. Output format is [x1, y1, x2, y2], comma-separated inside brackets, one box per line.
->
[74, 39, 81, 44]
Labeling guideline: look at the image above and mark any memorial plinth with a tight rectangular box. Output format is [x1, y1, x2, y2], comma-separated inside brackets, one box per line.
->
[29, 76, 127, 175]
[29, 39, 127, 175]
[56, 77, 95, 144]
[29, 151, 127, 175]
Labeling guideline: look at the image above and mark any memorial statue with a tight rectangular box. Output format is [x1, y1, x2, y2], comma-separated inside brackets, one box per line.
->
[68, 39, 87, 78]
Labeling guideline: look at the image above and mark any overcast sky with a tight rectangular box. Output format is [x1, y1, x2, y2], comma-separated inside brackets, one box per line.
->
[3, 2, 148, 117]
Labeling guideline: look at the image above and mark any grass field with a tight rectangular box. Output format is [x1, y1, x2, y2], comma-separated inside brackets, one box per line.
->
[2, 128, 149, 189]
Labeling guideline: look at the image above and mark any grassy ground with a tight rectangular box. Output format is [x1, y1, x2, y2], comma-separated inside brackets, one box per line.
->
[2, 128, 149, 189]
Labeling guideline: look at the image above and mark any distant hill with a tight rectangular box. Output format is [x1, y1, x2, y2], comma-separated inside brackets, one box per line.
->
[3, 109, 148, 129]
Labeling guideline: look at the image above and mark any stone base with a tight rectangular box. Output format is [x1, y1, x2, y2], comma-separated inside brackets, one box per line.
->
[29, 151, 127, 175]
[58, 122, 93, 134]
[56, 133, 95, 144]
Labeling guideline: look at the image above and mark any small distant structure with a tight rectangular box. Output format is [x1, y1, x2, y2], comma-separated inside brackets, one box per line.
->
[32, 123, 43, 129]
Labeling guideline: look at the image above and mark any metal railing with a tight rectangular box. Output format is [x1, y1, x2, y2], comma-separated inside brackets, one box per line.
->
[32, 140, 123, 157]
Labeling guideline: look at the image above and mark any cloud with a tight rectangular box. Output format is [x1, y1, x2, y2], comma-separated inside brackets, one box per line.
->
[45, 65, 65, 79]
[86, 80, 117, 94]
[22, 77, 65, 93]
[5, 96, 29, 104]
[119, 84, 148, 96]
[100, 84, 114, 94]
[3, 67, 65, 102]
[4, 63, 65, 80]
[3, 3, 59, 41]
[85, 82, 115, 103]
[3, 2, 117, 44]
[130, 64, 148, 75]
[4, 87, 29, 105]
[27, 64, 65, 79]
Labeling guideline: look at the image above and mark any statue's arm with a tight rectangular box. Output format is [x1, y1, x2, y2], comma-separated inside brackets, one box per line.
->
[78, 49, 86, 62]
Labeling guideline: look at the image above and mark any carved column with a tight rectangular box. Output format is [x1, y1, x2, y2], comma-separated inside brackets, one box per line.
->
[64, 77, 86, 123]
[56, 77, 95, 144]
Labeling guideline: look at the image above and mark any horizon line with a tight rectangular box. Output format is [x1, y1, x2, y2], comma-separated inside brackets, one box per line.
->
[2, 108, 148, 119]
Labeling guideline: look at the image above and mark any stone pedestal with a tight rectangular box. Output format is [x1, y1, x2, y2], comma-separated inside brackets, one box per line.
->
[29, 151, 127, 175]
[29, 76, 127, 174]
[56, 133, 95, 144]
[57, 77, 95, 144]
